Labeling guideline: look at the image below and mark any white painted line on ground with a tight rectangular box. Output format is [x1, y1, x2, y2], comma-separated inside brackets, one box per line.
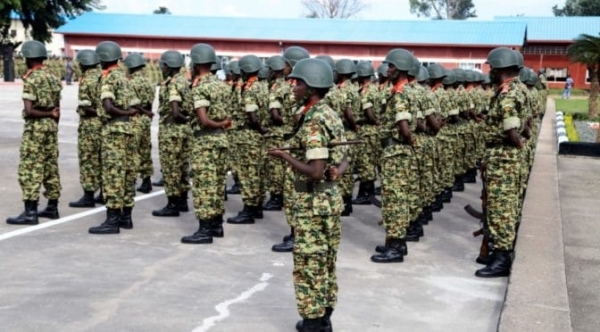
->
[192, 273, 274, 332]
[0, 190, 165, 242]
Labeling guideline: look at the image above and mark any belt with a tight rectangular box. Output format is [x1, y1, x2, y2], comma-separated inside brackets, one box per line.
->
[283, 133, 295, 140]
[294, 181, 336, 193]
[194, 128, 225, 137]
[380, 137, 407, 149]
[108, 115, 129, 123]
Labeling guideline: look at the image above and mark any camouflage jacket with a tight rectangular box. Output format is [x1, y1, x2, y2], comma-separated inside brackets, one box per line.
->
[358, 82, 381, 136]
[484, 76, 527, 145]
[21, 65, 62, 132]
[129, 70, 155, 109]
[190, 73, 229, 148]
[381, 79, 415, 157]
[228, 78, 244, 130]
[326, 80, 361, 130]
[267, 77, 295, 137]
[158, 72, 193, 126]
[99, 64, 136, 134]
[240, 76, 268, 143]
[77, 67, 101, 118]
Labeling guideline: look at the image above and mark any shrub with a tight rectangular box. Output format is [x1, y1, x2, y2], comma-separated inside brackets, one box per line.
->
[564, 114, 580, 142]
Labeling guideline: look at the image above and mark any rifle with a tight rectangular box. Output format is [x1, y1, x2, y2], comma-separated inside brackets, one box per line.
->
[469, 162, 491, 262]
[269, 140, 365, 151]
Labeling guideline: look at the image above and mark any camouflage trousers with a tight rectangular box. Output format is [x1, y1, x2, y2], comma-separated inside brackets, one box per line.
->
[452, 125, 466, 176]
[462, 124, 478, 171]
[283, 166, 297, 228]
[438, 128, 455, 188]
[381, 145, 415, 239]
[339, 130, 357, 197]
[293, 213, 341, 319]
[263, 135, 285, 195]
[475, 122, 486, 162]
[158, 125, 191, 197]
[191, 144, 227, 220]
[413, 134, 436, 208]
[237, 130, 265, 207]
[102, 129, 135, 209]
[18, 129, 61, 201]
[132, 115, 154, 179]
[227, 130, 240, 176]
[77, 118, 102, 192]
[355, 127, 379, 182]
[484, 146, 522, 251]
[519, 141, 534, 209]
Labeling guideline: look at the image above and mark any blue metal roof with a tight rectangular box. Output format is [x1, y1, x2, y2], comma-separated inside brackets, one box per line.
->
[56, 12, 526, 47]
[495, 16, 600, 42]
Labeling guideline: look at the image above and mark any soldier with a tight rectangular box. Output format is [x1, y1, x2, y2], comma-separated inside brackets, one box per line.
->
[371, 49, 417, 263]
[123, 53, 155, 195]
[225, 60, 243, 195]
[181, 43, 231, 244]
[352, 61, 380, 205]
[267, 58, 344, 332]
[152, 50, 193, 217]
[6, 40, 62, 226]
[227, 55, 268, 225]
[69, 50, 103, 209]
[88, 41, 138, 234]
[476, 47, 527, 278]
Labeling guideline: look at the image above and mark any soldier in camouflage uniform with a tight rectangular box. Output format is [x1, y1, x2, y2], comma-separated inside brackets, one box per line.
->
[182, 44, 231, 244]
[123, 53, 155, 195]
[152, 50, 193, 217]
[225, 60, 243, 195]
[351, 61, 380, 206]
[227, 55, 268, 225]
[476, 48, 527, 278]
[88, 41, 139, 234]
[374, 63, 390, 196]
[69, 50, 103, 209]
[267, 58, 344, 332]
[6, 41, 62, 226]
[371, 49, 418, 263]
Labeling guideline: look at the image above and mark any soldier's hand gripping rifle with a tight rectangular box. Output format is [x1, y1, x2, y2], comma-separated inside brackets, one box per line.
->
[464, 162, 490, 262]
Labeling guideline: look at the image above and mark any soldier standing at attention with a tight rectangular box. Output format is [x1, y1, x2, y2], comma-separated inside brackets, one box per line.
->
[6, 40, 62, 226]
[152, 50, 193, 217]
[476, 48, 527, 278]
[69, 50, 103, 209]
[88, 41, 138, 234]
[225, 60, 243, 195]
[123, 53, 155, 195]
[268, 58, 345, 332]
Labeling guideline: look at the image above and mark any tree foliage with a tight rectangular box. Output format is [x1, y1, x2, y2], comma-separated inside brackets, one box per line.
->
[552, 0, 600, 16]
[302, 0, 368, 19]
[409, 0, 476, 20]
[567, 33, 600, 121]
[153, 6, 171, 15]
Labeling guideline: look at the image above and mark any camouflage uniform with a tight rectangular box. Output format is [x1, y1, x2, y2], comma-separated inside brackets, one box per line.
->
[456, 85, 476, 175]
[158, 72, 192, 198]
[76, 67, 102, 193]
[445, 87, 464, 179]
[227, 79, 243, 181]
[291, 100, 345, 320]
[129, 69, 155, 180]
[432, 83, 454, 192]
[19, 66, 62, 201]
[483, 77, 526, 251]
[356, 82, 381, 184]
[99, 65, 137, 209]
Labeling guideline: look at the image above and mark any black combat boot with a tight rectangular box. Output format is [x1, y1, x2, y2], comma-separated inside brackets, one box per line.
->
[463, 168, 477, 184]
[152, 196, 180, 217]
[432, 195, 443, 212]
[210, 215, 224, 238]
[374, 186, 381, 196]
[452, 175, 464, 192]
[423, 205, 433, 222]
[321, 307, 334, 332]
[137, 177, 152, 194]
[375, 237, 408, 255]
[341, 196, 353, 216]
[6, 200, 38, 225]
[181, 220, 213, 244]
[295, 317, 323, 332]
[38, 199, 60, 219]
[254, 205, 263, 219]
[120, 206, 133, 229]
[226, 205, 255, 224]
[475, 250, 512, 278]
[89, 208, 121, 234]
[177, 192, 189, 212]
[226, 177, 241, 194]
[352, 181, 374, 205]
[272, 228, 294, 252]
[152, 177, 164, 187]
[443, 187, 453, 202]
[224, 186, 228, 201]
[69, 191, 95, 208]
[406, 221, 423, 242]
[94, 190, 104, 204]
[371, 238, 405, 263]
[476, 250, 495, 265]
[262, 193, 283, 211]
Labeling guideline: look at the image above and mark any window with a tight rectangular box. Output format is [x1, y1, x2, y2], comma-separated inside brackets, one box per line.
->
[523, 45, 567, 55]
[459, 62, 482, 70]
[545, 67, 568, 82]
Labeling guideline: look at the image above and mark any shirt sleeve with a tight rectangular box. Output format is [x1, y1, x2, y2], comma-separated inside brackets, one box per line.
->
[168, 80, 183, 103]
[393, 93, 412, 123]
[193, 83, 211, 109]
[22, 76, 38, 101]
[244, 86, 259, 113]
[500, 89, 522, 131]
[100, 75, 117, 101]
[303, 117, 329, 161]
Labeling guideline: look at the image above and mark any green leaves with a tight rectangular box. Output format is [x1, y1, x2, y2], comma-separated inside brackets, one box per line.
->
[553, 0, 600, 16]
[409, 0, 476, 20]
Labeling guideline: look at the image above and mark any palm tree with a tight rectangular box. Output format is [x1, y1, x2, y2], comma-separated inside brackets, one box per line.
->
[567, 33, 600, 129]
[153, 6, 171, 14]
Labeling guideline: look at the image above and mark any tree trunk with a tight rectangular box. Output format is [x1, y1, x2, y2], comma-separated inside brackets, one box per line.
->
[590, 66, 600, 142]
[1, 44, 16, 82]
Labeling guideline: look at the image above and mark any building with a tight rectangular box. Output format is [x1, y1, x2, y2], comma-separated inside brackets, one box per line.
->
[56, 12, 600, 88]
[7, 12, 65, 57]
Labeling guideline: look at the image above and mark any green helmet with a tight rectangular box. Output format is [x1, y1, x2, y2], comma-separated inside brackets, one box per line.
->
[452, 68, 466, 83]
[526, 69, 538, 86]
[482, 74, 491, 84]
[487, 47, 521, 69]
[314, 55, 335, 71]
[377, 63, 389, 78]
[288, 58, 333, 89]
[239, 54, 262, 74]
[417, 65, 429, 83]
[442, 70, 456, 85]
[123, 53, 145, 69]
[465, 70, 478, 83]
[427, 63, 446, 80]
[407, 58, 421, 77]
[95, 41, 122, 62]
[356, 61, 375, 77]
[210, 61, 221, 72]
[335, 58, 356, 75]
[190, 43, 217, 65]
[21, 40, 47, 59]
[266, 55, 286, 71]
[76, 49, 99, 66]
[283, 46, 310, 67]
[160, 50, 184, 68]
[258, 66, 270, 79]
[514, 50, 524, 69]
[383, 48, 414, 72]
[475, 72, 485, 82]
[227, 60, 241, 75]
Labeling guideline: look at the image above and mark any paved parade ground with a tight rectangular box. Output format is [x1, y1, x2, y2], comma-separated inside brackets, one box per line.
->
[0, 84, 507, 331]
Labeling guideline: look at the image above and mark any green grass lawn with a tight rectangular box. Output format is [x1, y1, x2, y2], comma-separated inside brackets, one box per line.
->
[554, 98, 589, 116]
